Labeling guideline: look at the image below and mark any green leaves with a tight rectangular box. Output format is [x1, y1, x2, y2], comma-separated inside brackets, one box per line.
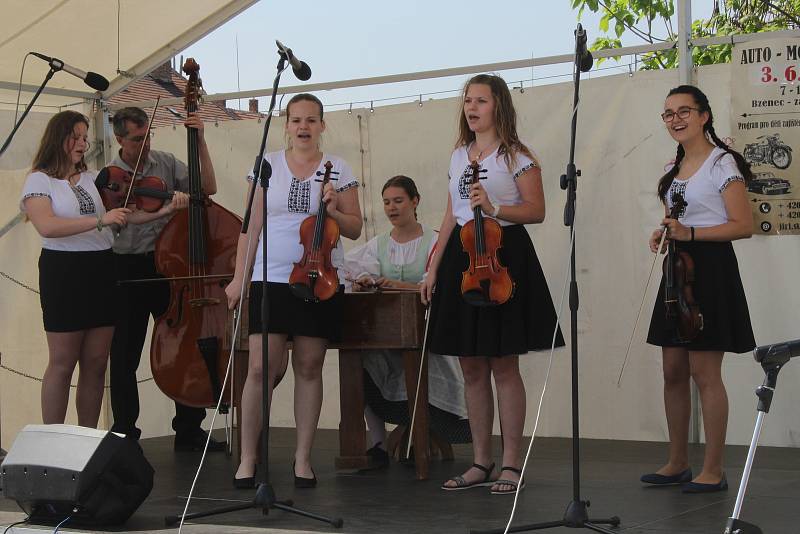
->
[569, 0, 799, 69]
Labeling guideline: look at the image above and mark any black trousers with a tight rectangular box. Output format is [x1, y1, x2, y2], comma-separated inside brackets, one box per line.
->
[110, 252, 205, 440]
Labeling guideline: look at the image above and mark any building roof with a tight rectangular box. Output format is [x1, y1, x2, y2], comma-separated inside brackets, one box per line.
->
[107, 62, 262, 128]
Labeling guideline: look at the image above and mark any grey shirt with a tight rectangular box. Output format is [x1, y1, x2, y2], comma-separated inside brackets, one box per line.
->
[109, 149, 189, 254]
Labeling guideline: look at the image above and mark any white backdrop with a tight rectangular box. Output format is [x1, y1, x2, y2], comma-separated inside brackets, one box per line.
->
[2, 62, 799, 449]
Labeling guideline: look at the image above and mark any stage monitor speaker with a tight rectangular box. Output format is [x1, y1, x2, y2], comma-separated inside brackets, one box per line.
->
[0, 424, 154, 526]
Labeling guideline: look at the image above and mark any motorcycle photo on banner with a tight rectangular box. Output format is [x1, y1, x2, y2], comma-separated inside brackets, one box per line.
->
[732, 37, 800, 236]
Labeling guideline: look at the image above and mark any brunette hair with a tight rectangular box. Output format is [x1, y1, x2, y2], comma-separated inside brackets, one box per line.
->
[657, 85, 752, 202]
[285, 93, 324, 120]
[31, 110, 89, 178]
[382, 175, 420, 219]
[455, 73, 536, 168]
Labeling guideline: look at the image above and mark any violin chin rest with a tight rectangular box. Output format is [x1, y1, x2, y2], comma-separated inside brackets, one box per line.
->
[289, 283, 319, 303]
[461, 289, 499, 307]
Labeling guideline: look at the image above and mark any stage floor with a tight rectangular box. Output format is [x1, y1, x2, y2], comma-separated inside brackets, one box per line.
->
[1, 428, 798, 533]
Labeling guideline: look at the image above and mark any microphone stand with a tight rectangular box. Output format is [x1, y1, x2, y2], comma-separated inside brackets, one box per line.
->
[164, 48, 342, 529]
[0, 66, 57, 159]
[471, 24, 619, 534]
[724, 339, 800, 534]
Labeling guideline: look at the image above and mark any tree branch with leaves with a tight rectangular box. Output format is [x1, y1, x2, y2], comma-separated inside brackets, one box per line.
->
[571, 0, 800, 70]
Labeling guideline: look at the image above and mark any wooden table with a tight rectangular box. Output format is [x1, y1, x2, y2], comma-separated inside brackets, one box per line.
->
[333, 291, 431, 480]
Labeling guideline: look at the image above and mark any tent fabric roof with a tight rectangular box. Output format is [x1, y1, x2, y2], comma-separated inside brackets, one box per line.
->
[0, 0, 258, 106]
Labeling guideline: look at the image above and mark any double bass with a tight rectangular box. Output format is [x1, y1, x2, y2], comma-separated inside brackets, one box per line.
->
[150, 58, 243, 409]
[460, 159, 514, 306]
[663, 193, 703, 342]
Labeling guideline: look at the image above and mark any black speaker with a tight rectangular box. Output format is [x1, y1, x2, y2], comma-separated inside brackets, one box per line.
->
[0, 424, 154, 526]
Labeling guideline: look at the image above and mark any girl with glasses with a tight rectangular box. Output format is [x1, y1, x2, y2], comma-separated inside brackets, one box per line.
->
[642, 85, 756, 494]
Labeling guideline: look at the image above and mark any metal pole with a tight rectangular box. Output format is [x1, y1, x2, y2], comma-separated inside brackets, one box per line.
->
[677, 0, 694, 84]
[677, 0, 702, 443]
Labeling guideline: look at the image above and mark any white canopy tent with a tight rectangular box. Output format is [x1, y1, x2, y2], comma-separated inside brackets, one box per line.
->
[0, 0, 258, 104]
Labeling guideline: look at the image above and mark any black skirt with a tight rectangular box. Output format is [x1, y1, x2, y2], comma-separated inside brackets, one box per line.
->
[428, 225, 565, 357]
[38, 248, 115, 332]
[248, 281, 343, 341]
[647, 241, 755, 353]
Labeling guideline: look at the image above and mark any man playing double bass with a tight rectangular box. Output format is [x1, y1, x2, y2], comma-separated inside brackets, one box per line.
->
[108, 106, 224, 452]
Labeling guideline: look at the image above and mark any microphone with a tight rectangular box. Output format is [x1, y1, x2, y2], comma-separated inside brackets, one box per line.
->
[574, 24, 594, 72]
[30, 52, 110, 91]
[754, 338, 800, 366]
[275, 40, 312, 81]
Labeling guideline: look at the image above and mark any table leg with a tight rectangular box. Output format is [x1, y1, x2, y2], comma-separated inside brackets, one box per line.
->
[403, 349, 429, 480]
[337, 349, 369, 469]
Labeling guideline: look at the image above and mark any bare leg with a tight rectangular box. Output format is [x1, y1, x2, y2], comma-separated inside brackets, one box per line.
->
[291, 336, 327, 479]
[442, 357, 495, 488]
[689, 350, 727, 483]
[236, 333, 289, 479]
[489, 356, 525, 492]
[655, 347, 692, 476]
[42, 331, 84, 424]
[75, 326, 113, 427]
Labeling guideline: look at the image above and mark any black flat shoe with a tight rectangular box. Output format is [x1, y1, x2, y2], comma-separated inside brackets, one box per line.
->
[640, 468, 692, 485]
[365, 443, 390, 470]
[233, 475, 255, 489]
[174, 430, 226, 453]
[293, 461, 317, 488]
[682, 474, 728, 493]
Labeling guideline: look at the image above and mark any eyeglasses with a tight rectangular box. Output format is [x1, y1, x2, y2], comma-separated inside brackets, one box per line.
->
[125, 132, 153, 143]
[661, 107, 701, 123]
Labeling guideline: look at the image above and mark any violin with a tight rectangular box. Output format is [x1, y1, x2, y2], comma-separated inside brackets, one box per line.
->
[289, 160, 340, 302]
[96, 165, 172, 212]
[663, 193, 704, 342]
[149, 58, 242, 409]
[459, 159, 514, 306]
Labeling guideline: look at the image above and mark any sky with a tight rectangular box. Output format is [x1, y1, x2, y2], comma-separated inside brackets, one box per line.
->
[181, 0, 714, 112]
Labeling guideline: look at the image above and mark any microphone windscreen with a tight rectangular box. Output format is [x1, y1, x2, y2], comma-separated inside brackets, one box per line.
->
[295, 62, 312, 81]
[580, 51, 594, 72]
[85, 72, 110, 91]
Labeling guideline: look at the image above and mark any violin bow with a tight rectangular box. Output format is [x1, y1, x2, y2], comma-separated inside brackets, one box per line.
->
[616, 224, 670, 387]
[121, 95, 161, 207]
[405, 302, 433, 460]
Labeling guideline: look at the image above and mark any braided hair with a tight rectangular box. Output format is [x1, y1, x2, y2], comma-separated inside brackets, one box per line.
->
[657, 85, 753, 202]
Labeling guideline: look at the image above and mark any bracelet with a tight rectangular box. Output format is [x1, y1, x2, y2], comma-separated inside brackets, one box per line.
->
[491, 204, 501, 218]
[690, 226, 695, 241]
[96, 214, 104, 232]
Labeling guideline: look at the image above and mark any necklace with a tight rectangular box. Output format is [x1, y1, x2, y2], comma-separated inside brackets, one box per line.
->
[473, 139, 499, 161]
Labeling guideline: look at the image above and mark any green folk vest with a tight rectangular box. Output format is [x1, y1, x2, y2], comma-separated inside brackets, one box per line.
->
[376, 226, 435, 283]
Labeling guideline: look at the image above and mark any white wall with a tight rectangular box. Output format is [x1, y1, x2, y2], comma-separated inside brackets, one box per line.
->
[2, 63, 798, 449]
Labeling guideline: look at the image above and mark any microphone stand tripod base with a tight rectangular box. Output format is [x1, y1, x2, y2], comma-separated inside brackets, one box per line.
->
[164, 481, 343, 528]
[470, 501, 620, 534]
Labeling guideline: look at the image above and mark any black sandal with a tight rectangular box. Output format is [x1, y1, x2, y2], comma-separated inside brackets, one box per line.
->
[441, 462, 496, 491]
[490, 466, 526, 495]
